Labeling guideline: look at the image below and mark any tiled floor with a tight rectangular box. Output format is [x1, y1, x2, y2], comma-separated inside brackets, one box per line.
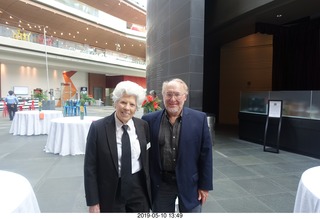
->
[0, 106, 319, 213]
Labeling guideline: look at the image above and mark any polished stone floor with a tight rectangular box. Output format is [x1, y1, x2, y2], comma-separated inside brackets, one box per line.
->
[0, 106, 319, 213]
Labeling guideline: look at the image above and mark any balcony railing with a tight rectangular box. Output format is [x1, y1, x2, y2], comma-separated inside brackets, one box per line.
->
[0, 24, 146, 67]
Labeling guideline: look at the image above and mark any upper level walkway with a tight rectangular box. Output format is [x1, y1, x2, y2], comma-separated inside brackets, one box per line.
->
[0, 24, 146, 77]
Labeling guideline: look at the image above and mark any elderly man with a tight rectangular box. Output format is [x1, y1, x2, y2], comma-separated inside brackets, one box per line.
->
[142, 78, 213, 213]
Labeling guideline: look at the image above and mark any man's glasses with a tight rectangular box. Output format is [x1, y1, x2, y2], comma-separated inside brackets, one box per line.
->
[164, 92, 185, 99]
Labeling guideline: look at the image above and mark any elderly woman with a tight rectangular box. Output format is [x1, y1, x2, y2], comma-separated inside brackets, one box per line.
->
[84, 81, 151, 212]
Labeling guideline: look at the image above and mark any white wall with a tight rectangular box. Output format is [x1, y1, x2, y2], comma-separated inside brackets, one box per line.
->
[0, 62, 88, 99]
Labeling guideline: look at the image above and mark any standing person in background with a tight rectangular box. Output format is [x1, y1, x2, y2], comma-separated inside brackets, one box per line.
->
[84, 81, 152, 213]
[142, 78, 213, 213]
[5, 90, 19, 121]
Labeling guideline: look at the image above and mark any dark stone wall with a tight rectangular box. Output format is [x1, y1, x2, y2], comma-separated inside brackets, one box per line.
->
[146, 0, 205, 111]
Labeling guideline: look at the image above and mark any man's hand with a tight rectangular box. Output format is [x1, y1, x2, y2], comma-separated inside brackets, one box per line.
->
[89, 204, 100, 213]
[198, 189, 209, 205]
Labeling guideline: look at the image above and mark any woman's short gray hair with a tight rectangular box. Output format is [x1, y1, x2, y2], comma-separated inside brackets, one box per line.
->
[112, 81, 146, 107]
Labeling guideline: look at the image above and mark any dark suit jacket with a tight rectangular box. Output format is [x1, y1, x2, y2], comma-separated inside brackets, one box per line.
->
[142, 107, 213, 211]
[84, 112, 151, 212]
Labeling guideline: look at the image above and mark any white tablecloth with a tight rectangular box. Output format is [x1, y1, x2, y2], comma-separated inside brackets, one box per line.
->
[10, 110, 63, 136]
[0, 170, 40, 213]
[294, 166, 320, 213]
[44, 116, 103, 156]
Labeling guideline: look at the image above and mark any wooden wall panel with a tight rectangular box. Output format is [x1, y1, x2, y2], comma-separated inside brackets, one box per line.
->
[219, 33, 273, 125]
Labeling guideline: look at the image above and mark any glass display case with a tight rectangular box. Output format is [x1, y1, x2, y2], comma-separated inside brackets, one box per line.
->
[239, 90, 320, 159]
[240, 90, 320, 120]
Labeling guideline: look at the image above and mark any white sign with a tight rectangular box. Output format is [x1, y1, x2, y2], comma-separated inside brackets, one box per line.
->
[268, 100, 282, 118]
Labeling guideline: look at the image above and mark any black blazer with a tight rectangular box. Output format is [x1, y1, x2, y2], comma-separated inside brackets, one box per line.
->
[84, 112, 151, 212]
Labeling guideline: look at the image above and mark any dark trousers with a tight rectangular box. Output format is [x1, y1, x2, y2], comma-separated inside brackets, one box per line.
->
[111, 170, 150, 212]
[7, 104, 17, 121]
[152, 180, 202, 213]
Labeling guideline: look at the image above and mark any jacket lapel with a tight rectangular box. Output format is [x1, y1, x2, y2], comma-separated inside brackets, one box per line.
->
[177, 108, 189, 159]
[134, 118, 146, 162]
[153, 111, 165, 168]
[105, 113, 119, 172]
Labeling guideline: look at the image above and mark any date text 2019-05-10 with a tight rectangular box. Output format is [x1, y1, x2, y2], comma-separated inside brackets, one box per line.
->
[137, 213, 183, 218]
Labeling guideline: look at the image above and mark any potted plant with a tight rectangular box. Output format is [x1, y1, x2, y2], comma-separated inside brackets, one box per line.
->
[79, 93, 95, 119]
[33, 89, 48, 111]
[142, 94, 162, 113]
